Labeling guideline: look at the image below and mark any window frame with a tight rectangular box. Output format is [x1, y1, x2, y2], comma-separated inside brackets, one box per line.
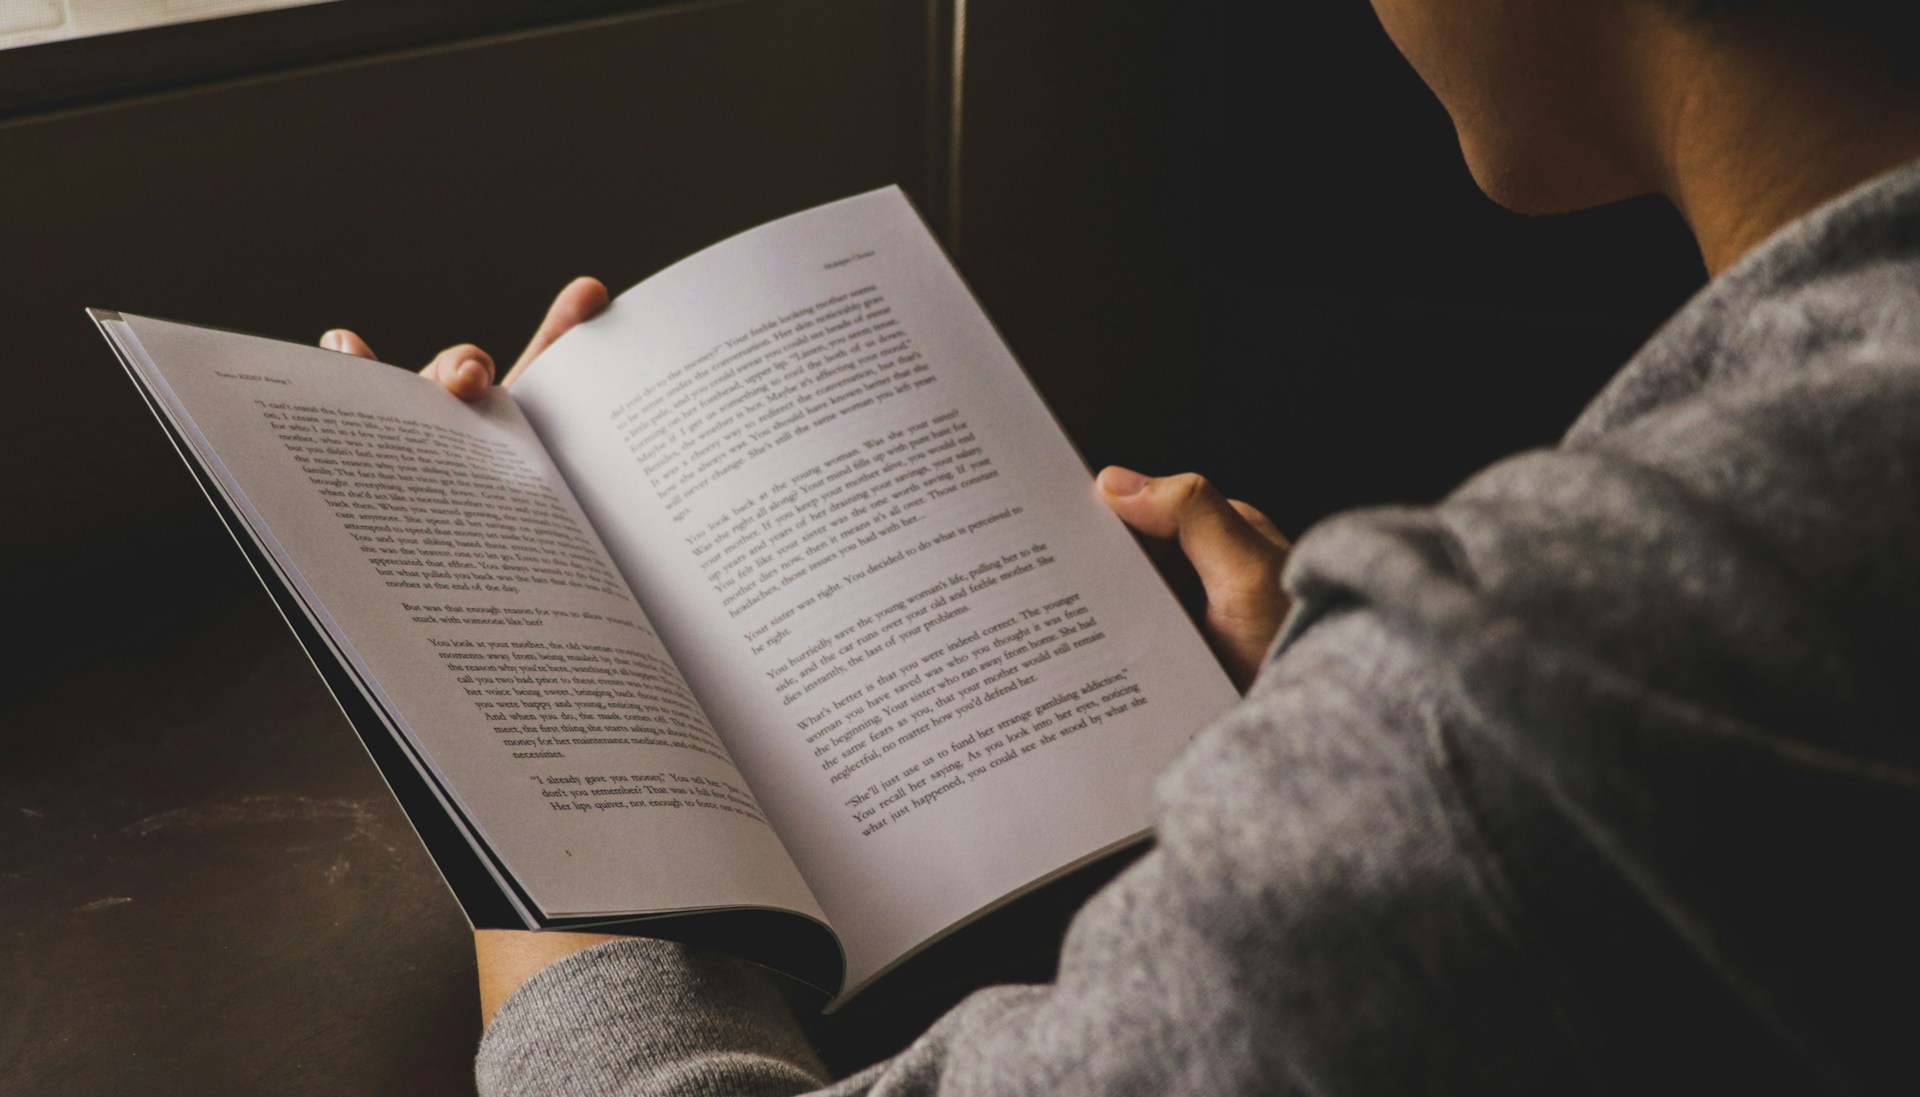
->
[0, 0, 685, 122]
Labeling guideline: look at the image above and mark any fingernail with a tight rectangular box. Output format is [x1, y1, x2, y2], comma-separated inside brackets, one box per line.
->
[458, 359, 488, 388]
[1099, 466, 1149, 496]
[321, 330, 345, 351]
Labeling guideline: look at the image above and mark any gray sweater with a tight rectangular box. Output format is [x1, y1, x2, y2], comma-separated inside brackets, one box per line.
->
[477, 161, 1920, 1095]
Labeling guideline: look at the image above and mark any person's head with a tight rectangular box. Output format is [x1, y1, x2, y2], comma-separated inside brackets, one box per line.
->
[1368, 0, 1920, 216]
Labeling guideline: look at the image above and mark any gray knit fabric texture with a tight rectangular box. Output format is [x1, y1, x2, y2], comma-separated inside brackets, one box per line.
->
[478, 161, 1920, 1095]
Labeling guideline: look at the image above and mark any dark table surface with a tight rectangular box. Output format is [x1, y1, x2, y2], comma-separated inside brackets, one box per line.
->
[0, 523, 1112, 1094]
[2, 536, 484, 1094]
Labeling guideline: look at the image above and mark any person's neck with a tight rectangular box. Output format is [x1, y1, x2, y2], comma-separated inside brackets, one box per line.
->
[1627, 16, 1920, 276]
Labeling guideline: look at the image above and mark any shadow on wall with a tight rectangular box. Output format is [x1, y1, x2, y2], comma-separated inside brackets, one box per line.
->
[1142, 0, 1704, 533]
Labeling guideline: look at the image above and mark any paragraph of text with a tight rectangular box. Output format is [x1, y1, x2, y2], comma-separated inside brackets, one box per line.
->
[844, 666, 1149, 838]
[530, 770, 765, 825]
[262, 401, 626, 598]
[612, 287, 937, 517]
[764, 543, 1060, 704]
[691, 410, 1002, 620]
[429, 633, 730, 764]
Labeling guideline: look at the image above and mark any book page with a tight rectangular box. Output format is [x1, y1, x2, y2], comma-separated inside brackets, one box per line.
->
[106, 315, 825, 929]
[511, 187, 1238, 993]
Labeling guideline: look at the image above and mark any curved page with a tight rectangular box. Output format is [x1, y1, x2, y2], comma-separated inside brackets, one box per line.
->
[110, 315, 828, 933]
[512, 187, 1237, 995]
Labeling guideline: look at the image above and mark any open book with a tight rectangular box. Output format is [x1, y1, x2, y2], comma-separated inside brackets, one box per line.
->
[92, 186, 1237, 1006]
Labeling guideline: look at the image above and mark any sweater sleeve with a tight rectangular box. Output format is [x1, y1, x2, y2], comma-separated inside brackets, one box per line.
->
[477, 350, 1920, 1096]
[477, 596, 1591, 1097]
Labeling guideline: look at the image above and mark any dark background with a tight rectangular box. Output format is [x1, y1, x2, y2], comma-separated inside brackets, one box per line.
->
[0, 0, 1703, 1091]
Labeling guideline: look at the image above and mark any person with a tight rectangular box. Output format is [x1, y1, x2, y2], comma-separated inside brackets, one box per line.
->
[323, 0, 1920, 1091]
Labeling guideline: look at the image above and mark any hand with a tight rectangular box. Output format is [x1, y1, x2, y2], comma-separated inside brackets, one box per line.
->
[1097, 467, 1291, 692]
[318, 276, 611, 398]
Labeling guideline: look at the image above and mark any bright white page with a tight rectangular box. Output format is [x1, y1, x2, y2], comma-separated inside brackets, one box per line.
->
[110, 315, 824, 927]
[513, 186, 1238, 994]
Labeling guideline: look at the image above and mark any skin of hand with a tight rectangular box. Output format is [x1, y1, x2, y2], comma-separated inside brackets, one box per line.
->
[1095, 468, 1290, 691]
[322, 276, 1290, 1019]
[319, 275, 612, 403]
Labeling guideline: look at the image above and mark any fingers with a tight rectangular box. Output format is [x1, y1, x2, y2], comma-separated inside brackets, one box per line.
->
[321, 275, 608, 405]
[1097, 468, 1287, 591]
[504, 276, 611, 387]
[422, 343, 497, 403]
[319, 326, 493, 403]
[1097, 467, 1291, 690]
[319, 329, 378, 360]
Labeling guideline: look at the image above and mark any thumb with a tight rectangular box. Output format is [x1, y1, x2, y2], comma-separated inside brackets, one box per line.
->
[1098, 468, 1287, 601]
[1098, 467, 1290, 688]
[320, 329, 378, 360]
[503, 276, 612, 387]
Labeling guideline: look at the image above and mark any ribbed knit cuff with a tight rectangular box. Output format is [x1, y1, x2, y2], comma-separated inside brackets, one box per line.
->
[476, 937, 828, 1097]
